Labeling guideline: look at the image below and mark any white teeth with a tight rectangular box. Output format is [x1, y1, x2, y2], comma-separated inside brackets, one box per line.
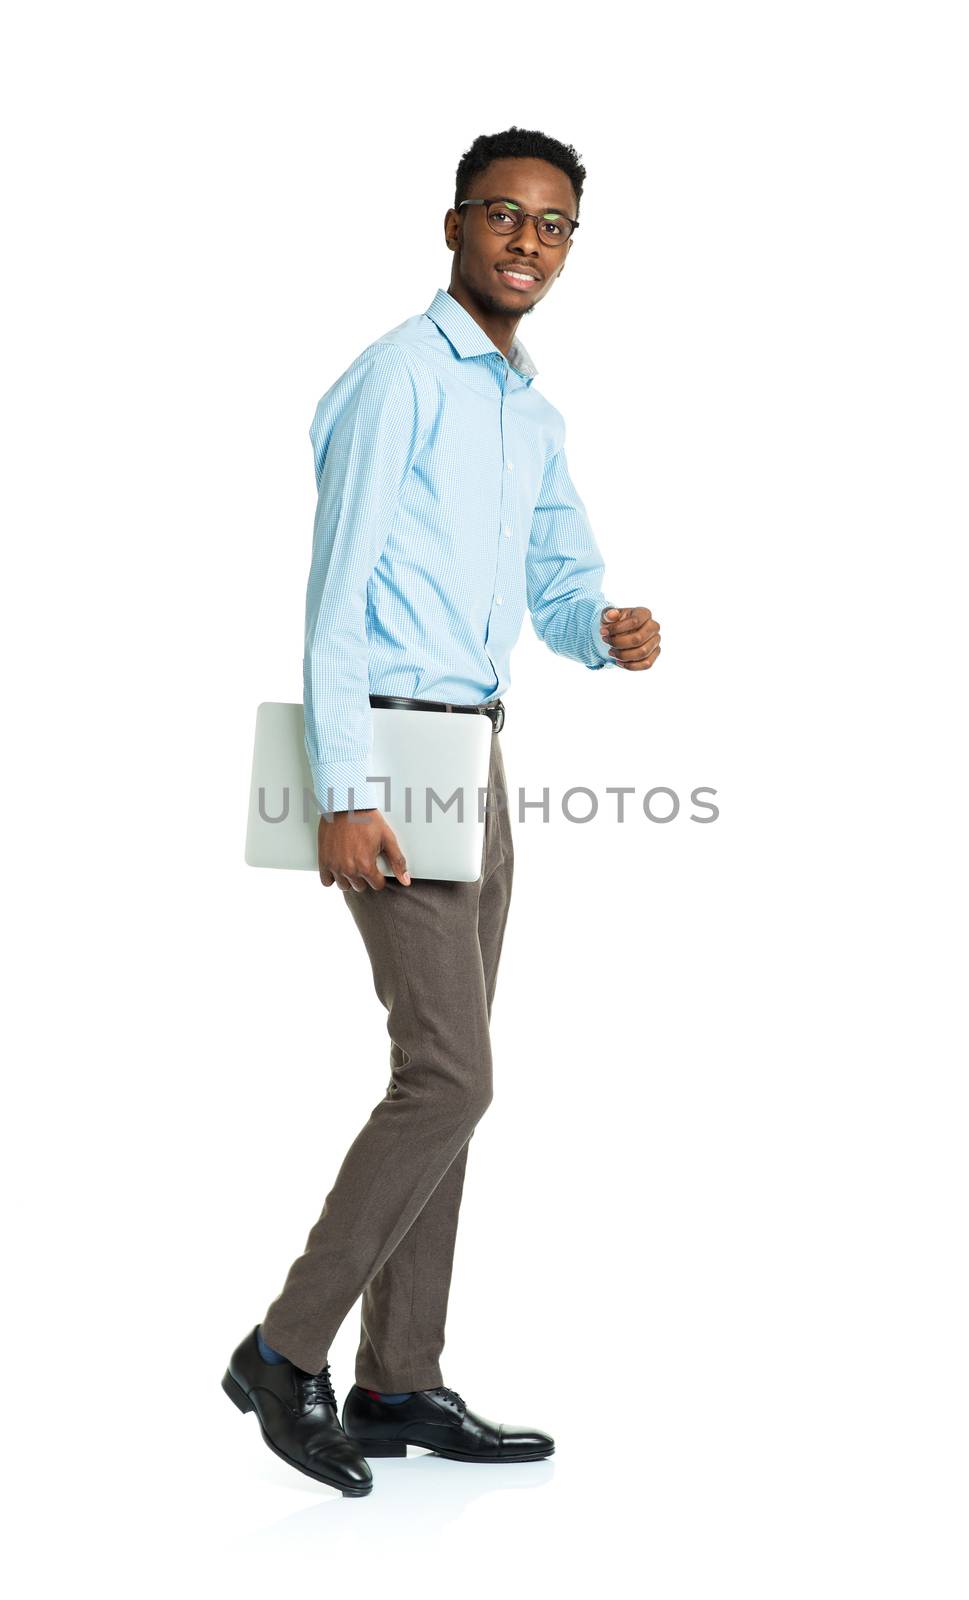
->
[500, 270, 535, 282]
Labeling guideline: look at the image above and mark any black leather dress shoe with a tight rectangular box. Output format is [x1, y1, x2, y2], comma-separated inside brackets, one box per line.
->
[222, 1326, 373, 1496]
[341, 1383, 554, 1462]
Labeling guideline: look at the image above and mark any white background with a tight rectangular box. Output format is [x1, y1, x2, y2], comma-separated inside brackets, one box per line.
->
[4, 2, 966, 1595]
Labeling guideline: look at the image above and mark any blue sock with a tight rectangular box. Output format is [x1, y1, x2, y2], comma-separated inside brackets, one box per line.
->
[364, 1387, 414, 1403]
[257, 1326, 288, 1365]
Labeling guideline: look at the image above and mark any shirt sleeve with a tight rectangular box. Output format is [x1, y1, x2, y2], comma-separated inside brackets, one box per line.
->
[526, 442, 619, 671]
[303, 341, 421, 813]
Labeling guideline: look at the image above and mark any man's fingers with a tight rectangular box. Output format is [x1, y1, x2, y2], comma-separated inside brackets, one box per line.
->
[609, 619, 657, 642]
[606, 608, 653, 637]
[611, 628, 661, 660]
[382, 830, 412, 885]
[612, 645, 656, 663]
[613, 640, 662, 670]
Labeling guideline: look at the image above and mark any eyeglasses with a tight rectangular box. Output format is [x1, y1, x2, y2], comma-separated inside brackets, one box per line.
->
[457, 196, 579, 247]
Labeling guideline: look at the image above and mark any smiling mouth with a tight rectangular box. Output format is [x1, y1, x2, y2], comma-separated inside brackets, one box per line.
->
[495, 266, 541, 291]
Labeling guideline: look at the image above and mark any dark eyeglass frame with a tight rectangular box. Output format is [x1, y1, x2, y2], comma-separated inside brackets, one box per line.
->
[457, 196, 579, 246]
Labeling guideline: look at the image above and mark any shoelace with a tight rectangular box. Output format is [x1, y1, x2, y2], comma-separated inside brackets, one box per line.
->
[428, 1385, 467, 1414]
[298, 1364, 337, 1411]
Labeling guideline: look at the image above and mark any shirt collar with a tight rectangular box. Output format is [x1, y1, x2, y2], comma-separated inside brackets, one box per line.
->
[424, 286, 538, 382]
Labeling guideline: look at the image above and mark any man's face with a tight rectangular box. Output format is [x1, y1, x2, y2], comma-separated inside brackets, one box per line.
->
[446, 157, 577, 318]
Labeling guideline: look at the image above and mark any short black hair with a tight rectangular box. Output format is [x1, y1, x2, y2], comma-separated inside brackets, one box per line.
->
[454, 126, 586, 217]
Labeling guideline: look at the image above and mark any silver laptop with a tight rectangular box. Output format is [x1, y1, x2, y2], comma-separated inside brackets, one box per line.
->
[245, 701, 494, 882]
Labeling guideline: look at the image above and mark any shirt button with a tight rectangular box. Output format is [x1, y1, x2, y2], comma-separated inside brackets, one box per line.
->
[503, 525, 512, 538]
[506, 462, 514, 471]
[496, 595, 503, 605]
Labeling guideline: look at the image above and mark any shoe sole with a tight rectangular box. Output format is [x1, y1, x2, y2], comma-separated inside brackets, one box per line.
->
[222, 1370, 373, 1497]
[348, 1434, 555, 1463]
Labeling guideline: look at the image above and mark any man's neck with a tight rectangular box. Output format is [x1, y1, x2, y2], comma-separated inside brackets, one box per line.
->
[445, 281, 520, 360]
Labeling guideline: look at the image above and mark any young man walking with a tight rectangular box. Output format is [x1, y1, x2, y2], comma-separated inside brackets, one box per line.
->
[223, 126, 661, 1496]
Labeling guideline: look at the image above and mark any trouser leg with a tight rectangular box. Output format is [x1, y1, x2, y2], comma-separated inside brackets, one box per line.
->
[354, 736, 514, 1389]
[260, 733, 512, 1388]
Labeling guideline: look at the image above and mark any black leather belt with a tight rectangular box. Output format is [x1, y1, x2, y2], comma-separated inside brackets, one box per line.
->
[369, 693, 505, 733]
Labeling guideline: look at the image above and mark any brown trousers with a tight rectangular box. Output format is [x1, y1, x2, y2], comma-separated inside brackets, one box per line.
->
[260, 731, 513, 1390]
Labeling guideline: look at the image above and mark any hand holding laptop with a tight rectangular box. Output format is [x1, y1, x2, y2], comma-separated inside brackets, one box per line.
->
[317, 808, 412, 893]
[245, 702, 493, 883]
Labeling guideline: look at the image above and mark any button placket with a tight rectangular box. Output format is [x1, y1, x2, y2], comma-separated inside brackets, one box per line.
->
[502, 393, 518, 617]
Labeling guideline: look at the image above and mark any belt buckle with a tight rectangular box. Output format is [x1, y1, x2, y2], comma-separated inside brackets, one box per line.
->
[492, 699, 505, 732]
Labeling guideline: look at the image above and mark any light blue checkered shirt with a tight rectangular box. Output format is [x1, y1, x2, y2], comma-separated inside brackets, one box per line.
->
[304, 285, 617, 811]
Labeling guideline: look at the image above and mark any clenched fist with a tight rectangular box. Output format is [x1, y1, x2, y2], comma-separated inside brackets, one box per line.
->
[600, 606, 661, 670]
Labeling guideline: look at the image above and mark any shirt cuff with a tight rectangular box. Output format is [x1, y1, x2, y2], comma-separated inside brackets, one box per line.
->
[592, 605, 619, 666]
[307, 757, 386, 816]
